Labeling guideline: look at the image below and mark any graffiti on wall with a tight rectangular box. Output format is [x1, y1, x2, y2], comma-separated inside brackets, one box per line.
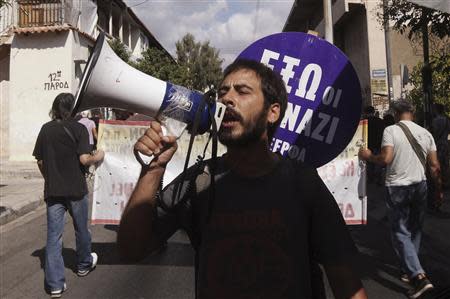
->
[44, 70, 69, 90]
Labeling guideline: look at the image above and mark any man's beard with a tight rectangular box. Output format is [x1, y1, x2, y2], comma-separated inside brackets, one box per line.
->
[218, 107, 268, 147]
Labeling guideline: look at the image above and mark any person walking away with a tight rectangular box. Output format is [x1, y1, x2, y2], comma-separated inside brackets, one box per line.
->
[432, 103, 450, 193]
[33, 93, 105, 298]
[118, 59, 367, 299]
[359, 99, 442, 299]
[364, 106, 385, 185]
[77, 111, 98, 151]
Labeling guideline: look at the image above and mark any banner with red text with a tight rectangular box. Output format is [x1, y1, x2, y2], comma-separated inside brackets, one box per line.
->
[317, 119, 367, 224]
[91, 120, 218, 224]
[91, 120, 151, 224]
[92, 120, 367, 225]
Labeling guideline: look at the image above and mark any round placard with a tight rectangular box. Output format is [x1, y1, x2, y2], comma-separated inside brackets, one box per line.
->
[238, 32, 362, 167]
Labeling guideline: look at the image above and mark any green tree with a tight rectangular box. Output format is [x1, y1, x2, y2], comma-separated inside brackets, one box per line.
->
[133, 47, 186, 84]
[175, 33, 223, 91]
[108, 33, 223, 92]
[108, 38, 131, 63]
[407, 53, 450, 120]
[378, 0, 450, 39]
[378, 0, 450, 124]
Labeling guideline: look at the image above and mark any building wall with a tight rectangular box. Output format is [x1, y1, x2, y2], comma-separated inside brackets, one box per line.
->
[0, 49, 10, 159]
[337, 6, 371, 105]
[72, 32, 94, 90]
[389, 30, 421, 100]
[9, 31, 76, 161]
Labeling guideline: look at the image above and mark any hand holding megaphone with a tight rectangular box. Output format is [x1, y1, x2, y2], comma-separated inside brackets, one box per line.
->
[134, 121, 178, 168]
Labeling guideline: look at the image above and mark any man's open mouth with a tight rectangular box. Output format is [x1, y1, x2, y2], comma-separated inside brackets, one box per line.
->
[221, 110, 241, 127]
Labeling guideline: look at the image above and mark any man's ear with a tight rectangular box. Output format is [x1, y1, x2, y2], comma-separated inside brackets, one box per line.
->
[267, 103, 281, 124]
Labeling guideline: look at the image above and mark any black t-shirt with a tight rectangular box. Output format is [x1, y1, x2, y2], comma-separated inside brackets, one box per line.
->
[154, 157, 358, 299]
[33, 119, 91, 199]
[367, 116, 385, 152]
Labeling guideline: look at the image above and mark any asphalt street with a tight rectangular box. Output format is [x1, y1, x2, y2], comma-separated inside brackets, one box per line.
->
[1, 182, 449, 299]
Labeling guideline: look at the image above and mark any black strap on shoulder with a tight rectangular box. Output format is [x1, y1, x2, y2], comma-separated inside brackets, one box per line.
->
[63, 125, 76, 144]
[157, 90, 219, 299]
[396, 122, 426, 170]
[166, 90, 212, 208]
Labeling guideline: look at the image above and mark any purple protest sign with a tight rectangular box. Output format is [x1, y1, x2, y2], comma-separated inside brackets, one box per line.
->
[238, 32, 362, 168]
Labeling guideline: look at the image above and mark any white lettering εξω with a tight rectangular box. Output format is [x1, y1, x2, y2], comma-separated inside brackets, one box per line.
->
[295, 63, 322, 101]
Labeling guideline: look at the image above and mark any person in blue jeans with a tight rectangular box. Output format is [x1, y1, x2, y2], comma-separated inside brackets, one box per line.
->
[33, 93, 105, 298]
[359, 100, 442, 299]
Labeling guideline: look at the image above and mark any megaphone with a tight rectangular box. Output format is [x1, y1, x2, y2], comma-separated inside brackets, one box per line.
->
[73, 33, 225, 135]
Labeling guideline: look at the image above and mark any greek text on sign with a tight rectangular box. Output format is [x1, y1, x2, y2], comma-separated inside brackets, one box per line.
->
[238, 32, 362, 167]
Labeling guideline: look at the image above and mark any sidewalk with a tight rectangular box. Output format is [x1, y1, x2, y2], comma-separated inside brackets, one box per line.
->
[0, 161, 44, 225]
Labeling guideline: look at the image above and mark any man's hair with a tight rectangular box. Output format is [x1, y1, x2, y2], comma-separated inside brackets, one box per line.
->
[364, 105, 375, 115]
[49, 93, 75, 120]
[222, 59, 288, 139]
[391, 99, 414, 114]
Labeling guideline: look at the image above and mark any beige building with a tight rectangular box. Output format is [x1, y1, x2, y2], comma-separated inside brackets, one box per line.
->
[283, 0, 422, 116]
[0, 0, 170, 161]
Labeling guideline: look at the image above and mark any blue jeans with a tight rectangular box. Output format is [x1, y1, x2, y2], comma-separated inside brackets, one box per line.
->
[45, 195, 93, 291]
[385, 181, 427, 278]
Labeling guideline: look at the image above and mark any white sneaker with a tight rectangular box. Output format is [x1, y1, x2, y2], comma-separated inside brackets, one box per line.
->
[50, 283, 67, 298]
[77, 252, 98, 277]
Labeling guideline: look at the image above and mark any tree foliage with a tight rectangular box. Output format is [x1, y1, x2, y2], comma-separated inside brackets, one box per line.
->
[175, 33, 223, 91]
[108, 38, 131, 63]
[133, 47, 187, 85]
[378, 0, 450, 39]
[108, 33, 223, 93]
[407, 53, 450, 120]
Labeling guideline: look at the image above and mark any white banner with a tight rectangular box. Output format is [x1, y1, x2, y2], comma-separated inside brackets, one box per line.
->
[92, 120, 367, 225]
[91, 120, 150, 225]
[317, 120, 368, 225]
[91, 119, 221, 224]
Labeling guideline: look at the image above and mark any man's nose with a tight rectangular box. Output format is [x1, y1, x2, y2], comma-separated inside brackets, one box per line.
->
[219, 91, 236, 107]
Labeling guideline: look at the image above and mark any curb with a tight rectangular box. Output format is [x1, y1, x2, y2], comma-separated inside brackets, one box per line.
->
[0, 194, 45, 226]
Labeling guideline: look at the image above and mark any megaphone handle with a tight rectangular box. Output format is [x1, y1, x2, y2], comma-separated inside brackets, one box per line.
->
[134, 148, 151, 166]
[133, 120, 184, 166]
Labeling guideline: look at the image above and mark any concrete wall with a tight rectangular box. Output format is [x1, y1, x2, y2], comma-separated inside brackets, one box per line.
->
[9, 31, 75, 161]
[389, 30, 421, 100]
[0, 48, 10, 159]
[336, 6, 371, 105]
[363, 0, 393, 115]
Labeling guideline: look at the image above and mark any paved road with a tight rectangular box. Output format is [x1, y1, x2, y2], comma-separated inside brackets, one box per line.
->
[0, 206, 195, 299]
[1, 182, 449, 299]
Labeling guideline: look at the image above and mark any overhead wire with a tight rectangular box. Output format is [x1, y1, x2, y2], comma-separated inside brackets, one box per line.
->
[128, 0, 150, 8]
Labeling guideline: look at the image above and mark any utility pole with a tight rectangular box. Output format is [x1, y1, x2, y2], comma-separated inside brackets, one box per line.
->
[383, 0, 394, 107]
[323, 0, 333, 43]
[421, 9, 433, 129]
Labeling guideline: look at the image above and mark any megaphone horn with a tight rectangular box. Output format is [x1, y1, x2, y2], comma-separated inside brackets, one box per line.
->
[73, 33, 225, 134]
